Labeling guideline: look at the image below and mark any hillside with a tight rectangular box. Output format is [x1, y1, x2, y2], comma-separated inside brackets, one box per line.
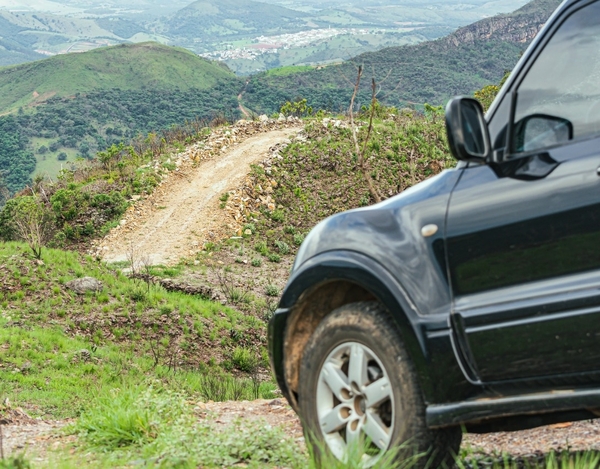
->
[0, 9, 128, 67]
[0, 14, 46, 66]
[2, 95, 600, 467]
[0, 42, 242, 193]
[0, 42, 236, 113]
[242, 0, 561, 113]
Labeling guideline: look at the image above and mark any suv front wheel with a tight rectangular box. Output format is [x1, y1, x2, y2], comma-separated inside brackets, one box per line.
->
[298, 302, 461, 467]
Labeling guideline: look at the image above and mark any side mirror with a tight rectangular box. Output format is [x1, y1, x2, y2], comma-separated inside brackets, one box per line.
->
[514, 114, 573, 153]
[445, 97, 491, 162]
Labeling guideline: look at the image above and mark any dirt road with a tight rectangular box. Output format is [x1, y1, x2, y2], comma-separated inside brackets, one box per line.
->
[98, 127, 301, 265]
[6, 401, 600, 463]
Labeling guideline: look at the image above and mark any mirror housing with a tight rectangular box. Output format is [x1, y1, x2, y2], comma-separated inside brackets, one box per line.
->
[514, 113, 573, 153]
[445, 97, 491, 162]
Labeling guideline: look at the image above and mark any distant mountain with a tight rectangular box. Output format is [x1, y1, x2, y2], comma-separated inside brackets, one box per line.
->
[152, 0, 309, 44]
[0, 14, 46, 66]
[0, 9, 157, 69]
[242, 0, 561, 114]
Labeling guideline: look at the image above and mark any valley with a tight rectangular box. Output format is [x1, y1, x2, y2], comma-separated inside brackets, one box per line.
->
[0, 0, 532, 73]
[0, 0, 559, 195]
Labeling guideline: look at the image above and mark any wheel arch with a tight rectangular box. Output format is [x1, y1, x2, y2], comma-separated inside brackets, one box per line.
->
[279, 251, 436, 409]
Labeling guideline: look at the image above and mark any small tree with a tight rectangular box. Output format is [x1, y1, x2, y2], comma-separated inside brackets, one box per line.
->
[280, 98, 313, 117]
[57, 152, 68, 161]
[348, 66, 382, 203]
[11, 196, 54, 259]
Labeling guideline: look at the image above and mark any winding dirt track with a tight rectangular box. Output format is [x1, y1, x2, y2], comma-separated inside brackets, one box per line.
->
[99, 127, 301, 265]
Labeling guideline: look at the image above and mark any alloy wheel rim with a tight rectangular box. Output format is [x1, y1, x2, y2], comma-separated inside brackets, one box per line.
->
[315, 341, 395, 466]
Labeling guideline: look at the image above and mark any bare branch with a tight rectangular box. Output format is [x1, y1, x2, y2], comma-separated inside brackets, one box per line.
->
[347, 68, 382, 204]
[349, 65, 363, 166]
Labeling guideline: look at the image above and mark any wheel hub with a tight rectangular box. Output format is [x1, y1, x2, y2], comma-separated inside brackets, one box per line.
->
[315, 342, 395, 466]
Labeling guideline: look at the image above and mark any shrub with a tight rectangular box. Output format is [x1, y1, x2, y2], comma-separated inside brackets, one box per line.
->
[270, 209, 285, 222]
[265, 284, 279, 297]
[275, 240, 290, 255]
[8, 196, 55, 259]
[231, 347, 258, 372]
[268, 253, 281, 263]
[254, 241, 268, 256]
[293, 233, 305, 246]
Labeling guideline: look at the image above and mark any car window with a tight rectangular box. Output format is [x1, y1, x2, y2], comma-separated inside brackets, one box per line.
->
[513, 1, 600, 153]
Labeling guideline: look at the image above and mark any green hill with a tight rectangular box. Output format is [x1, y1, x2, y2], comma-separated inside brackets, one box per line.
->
[242, 0, 561, 114]
[0, 42, 242, 193]
[0, 42, 236, 113]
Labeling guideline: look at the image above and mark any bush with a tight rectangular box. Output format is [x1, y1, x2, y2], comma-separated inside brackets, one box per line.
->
[231, 347, 258, 372]
[268, 253, 281, 263]
[270, 209, 285, 222]
[7, 196, 55, 259]
[254, 240, 268, 256]
[293, 233, 305, 246]
[265, 284, 279, 297]
[274, 240, 290, 255]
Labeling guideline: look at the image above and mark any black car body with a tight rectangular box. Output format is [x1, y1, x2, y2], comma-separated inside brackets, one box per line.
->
[269, 0, 600, 462]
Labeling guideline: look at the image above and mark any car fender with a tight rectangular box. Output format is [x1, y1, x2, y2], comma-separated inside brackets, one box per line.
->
[272, 250, 445, 407]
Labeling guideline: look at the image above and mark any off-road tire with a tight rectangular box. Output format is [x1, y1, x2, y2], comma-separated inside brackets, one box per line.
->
[298, 301, 461, 467]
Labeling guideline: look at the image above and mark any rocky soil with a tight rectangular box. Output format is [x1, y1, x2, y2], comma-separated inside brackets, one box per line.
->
[93, 117, 303, 266]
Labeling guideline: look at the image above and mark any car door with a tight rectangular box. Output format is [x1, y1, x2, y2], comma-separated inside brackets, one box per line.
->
[446, 0, 600, 383]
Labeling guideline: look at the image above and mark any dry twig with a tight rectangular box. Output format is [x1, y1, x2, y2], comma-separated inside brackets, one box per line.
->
[348, 66, 382, 203]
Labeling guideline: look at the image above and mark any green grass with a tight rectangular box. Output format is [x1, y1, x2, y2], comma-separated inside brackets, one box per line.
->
[265, 65, 314, 76]
[0, 242, 274, 417]
[66, 386, 305, 468]
[234, 107, 452, 263]
[0, 42, 236, 113]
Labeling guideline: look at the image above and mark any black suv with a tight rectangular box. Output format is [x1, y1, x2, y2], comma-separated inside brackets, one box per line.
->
[268, 0, 600, 465]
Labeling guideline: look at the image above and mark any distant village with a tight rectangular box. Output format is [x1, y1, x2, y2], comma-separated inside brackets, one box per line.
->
[201, 27, 375, 61]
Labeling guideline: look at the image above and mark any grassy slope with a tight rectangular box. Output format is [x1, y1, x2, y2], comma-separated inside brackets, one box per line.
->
[0, 42, 236, 113]
[0, 242, 273, 418]
[4, 110, 600, 467]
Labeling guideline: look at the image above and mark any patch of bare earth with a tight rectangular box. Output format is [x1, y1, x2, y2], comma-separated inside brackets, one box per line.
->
[94, 120, 303, 266]
[5, 400, 600, 464]
[463, 420, 600, 457]
[197, 402, 600, 460]
[1, 408, 73, 463]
